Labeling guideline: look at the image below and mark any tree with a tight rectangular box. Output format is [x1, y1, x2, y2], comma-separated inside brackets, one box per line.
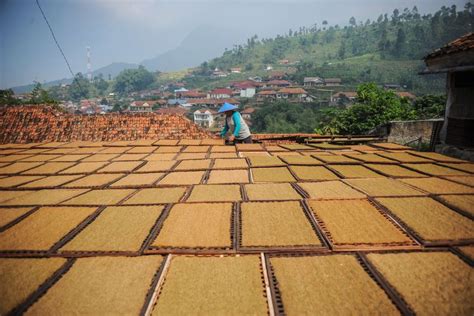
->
[322, 20, 328, 30]
[30, 82, 56, 104]
[413, 95, 446, 119]
[325, 83, 416, 134]
[393, 28, 406, 57]
[69, 73, 91, 101]
[93, 74, 109, 95]
[113, 65, 155, 95]
[392, 8, 400, 24]
[338, 41, 346, 59]
[349, 16, 357, 27]
[0, 89, 18, 105]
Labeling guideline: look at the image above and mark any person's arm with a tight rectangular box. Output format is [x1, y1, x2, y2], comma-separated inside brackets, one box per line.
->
[232, 112, 241, 137]
[220, 120, 229, 137]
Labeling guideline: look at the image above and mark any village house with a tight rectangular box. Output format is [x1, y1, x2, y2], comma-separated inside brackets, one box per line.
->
[269, 71, 286, 79]
[266, 80, 291, 88]
[230, 67, 242, 73]
[211, 68, 228, 78]
[180, 90, 207, 99]
[174, 87, 189, 97]
[208, 88, 233, 99]
[304, 77, 324, 87]
[256, 90, 277, 103]
[155, 107, 188, 116]
[421, 32, 474, 155]
[276, 87, 309, 102]
[324, 78, 342, 86]
[241, 107, 255, 121]
[331, 91, 358, 104]
[231, 81, 256, 98]
[187, 98, 240, 109]
[79, 99, 100, 114]
[249, 76, 263, 82]
[129, 101, 156, 113]
[193, 109, 217, 128]
[167, 99, 188, 106]
[240, 86, 256, 98]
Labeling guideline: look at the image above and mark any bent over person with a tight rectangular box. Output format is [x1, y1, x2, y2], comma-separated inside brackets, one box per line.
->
[218, 102, 252, 144]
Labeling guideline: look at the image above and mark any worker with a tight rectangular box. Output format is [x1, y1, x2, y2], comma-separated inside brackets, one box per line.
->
[218, 102, 252, 144]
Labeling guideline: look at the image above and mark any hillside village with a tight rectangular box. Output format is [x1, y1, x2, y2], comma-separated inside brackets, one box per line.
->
[10, 69, 417, 133]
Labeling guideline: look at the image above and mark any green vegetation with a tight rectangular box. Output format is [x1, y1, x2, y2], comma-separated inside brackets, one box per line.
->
[320, 83, 416, 134]
[252, 101, 327, 133]
[253, 83, 445, 135]
[1, 83, 57, 106]
[198, 3, 473, 95]
[113, 66, 155, 96]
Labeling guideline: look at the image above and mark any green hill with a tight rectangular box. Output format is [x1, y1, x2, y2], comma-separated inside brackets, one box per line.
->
[187, 3, 473, 95]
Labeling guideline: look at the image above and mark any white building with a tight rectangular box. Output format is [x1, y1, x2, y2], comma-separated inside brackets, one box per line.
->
[193, 109, 216, 128]
[240, 87, 256, 98]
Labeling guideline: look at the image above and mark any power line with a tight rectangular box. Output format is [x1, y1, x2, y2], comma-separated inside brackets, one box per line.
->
[35, 0, 75, 79]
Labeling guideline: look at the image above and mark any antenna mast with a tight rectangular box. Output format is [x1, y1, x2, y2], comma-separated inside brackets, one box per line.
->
[86, 46, 92, 82]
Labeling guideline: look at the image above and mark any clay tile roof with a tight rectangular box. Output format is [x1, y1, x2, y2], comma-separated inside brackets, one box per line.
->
[424, 32, 474, 60]
[396, 92, 416, 99]
[257, 90, 277, 95]
[278, 87, 307, 94]
[241, 107, 255, 114]
[155, 107, 188, 115]
[210, 88, 233, 95]
[232, 81, 256, 89]
[0, 105, 211, 143]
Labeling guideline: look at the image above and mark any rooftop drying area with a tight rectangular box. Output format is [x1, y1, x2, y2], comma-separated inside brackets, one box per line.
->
[0, 139, 472, 315]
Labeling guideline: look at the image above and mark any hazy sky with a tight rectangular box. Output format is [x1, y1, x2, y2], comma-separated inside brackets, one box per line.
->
[0, 0, 467, 88]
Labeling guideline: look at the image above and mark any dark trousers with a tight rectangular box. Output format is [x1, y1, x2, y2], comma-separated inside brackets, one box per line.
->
[234, 136, 253, 144]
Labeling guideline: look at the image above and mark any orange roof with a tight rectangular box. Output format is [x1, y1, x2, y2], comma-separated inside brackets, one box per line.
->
[155, 107, 188, 115]
[396, 92, 416, 99]
[241, 107, 255, 114]
[278, 87, 307, 94]
[187, 98, 240, 105]
[209, 88, 233, 95]
[257, 90, 277, 95]
[333, 91, 357, 98]
[0, 105, 211, 143]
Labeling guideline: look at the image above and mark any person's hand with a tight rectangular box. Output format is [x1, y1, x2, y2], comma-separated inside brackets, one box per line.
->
[228, 135, 235, 142]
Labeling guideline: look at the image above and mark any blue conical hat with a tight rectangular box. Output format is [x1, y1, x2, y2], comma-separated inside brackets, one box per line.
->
[218, 102, 238, 113]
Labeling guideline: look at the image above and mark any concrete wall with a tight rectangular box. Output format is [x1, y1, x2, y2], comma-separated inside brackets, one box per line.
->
[387, 119, 443, 145]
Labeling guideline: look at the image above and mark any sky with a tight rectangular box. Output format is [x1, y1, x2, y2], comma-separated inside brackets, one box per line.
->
[0, 0, 467, 89]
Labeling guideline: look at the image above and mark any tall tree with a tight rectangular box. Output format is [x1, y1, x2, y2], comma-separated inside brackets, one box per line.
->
[393, 28, 406, 57]
[114, 66, 155, 95]
[69, 73, 91, 101]
[349, 16, 357, 27]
